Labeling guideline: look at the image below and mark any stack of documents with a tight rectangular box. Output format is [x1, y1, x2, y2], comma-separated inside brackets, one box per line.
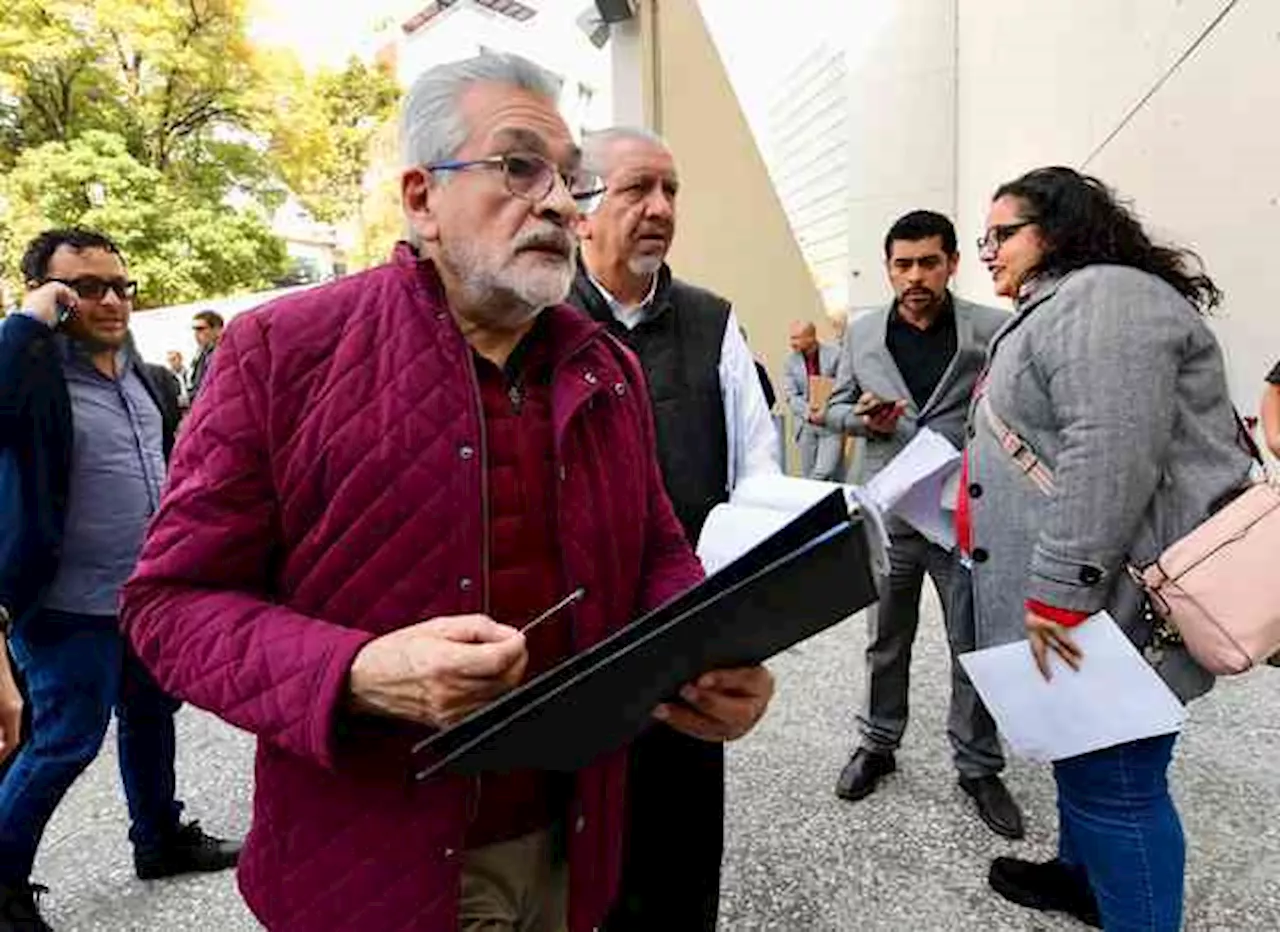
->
[861, 428, 961, 550]
[959, 612, 1185, 761]
[697, 427, 962, 579]
[413, 489, 879, 779]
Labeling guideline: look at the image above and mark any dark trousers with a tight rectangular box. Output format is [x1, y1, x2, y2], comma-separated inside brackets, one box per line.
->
[0, 610, 183, 883]
[605, 723, 724, 932]
[858, 531, 1004, 777]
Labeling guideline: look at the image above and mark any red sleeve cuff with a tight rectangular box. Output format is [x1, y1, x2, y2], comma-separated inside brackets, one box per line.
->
[1025, 599, 1090, 628]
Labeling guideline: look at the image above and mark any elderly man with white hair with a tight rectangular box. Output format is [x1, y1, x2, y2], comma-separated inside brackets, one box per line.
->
[567, 126, 781, 932]
[120, 54, 774, 932]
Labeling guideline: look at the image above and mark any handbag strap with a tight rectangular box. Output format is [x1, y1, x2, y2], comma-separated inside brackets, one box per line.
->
[976, 395, 1055, 496]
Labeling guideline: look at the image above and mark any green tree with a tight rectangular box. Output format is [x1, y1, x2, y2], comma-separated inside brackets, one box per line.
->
[269, 56, 399, 225]
[0, 0, 273, 189]
[1, 131, 287, 307]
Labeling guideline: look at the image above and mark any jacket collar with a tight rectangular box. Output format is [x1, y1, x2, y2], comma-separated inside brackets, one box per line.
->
[1014, 271, 1067, 314]
[394, 241, 607, 375]
[571, 259, 675, 331]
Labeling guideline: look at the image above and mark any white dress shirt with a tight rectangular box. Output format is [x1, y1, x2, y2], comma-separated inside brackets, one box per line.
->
[586, 272, 781, 490]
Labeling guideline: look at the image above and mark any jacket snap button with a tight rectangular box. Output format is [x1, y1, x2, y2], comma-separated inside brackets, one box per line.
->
[613, 382, 626, 396]
[968, 483, 983, 499]
[583, 371, 598, 385]
[972, 547, 990, 564]
[1079, 566, 1102, 585]
[459, 444, 475, 460]
[459, 577, 473, 591]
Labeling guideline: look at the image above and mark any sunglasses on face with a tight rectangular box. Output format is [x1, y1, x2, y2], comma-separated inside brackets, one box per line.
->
[47, 276, 138, 301]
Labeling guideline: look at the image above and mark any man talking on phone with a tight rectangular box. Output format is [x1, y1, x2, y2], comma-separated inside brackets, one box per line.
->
[0, 229, 240, 931]
[820, 211, 1022, 838]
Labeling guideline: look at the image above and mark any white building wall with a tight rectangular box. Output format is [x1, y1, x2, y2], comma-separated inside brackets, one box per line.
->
[955, 0, 1280, 412]
[709, 0, 1277, 413]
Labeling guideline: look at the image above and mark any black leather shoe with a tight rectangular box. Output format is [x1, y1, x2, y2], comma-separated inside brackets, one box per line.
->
[134, 821, 242, 881]
[834, 748, 896, 802]
[988, 857, 1101, 928]
[959, 774, 1025, 840]
[0, 880, 53, 932]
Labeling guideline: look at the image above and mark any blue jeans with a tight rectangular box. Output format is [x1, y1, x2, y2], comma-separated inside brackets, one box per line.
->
[1054, 733, 1184, 932]
[0, 610, 184, 883]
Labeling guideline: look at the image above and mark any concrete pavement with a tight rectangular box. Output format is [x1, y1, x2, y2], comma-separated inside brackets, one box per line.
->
[30, 588, 1280, 930]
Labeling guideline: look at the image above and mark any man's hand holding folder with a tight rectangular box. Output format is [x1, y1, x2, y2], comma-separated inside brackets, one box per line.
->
[347, 611, 774, 742]
[655, 667, 775, 741]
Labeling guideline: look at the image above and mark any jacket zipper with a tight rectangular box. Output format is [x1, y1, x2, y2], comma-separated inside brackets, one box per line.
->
[462, 349, 491, 827]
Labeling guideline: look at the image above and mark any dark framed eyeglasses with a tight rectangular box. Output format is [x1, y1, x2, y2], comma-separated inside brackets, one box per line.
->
[424, 152, 607, 213]
[976, 221, 1035, 255]
[47, 276, 138, 301]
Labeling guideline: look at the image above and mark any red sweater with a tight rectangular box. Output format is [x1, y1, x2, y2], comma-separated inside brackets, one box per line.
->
[467, 319, 573, 847]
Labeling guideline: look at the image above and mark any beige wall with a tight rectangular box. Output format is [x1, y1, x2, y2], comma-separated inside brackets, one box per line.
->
[955, 0, 1280, 412]
[623, 0, 828, 382]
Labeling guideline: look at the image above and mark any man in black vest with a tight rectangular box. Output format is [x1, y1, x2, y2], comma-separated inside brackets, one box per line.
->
[569, 127, 780, 932]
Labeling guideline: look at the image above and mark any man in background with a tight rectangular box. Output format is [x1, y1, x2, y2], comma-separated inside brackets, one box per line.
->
[784, 320, 843, 479]
[821, 210, 1022, 840]
[571, 125, 780, 932]
[187, 310, 223, 400]
[0, 228, 240, 931]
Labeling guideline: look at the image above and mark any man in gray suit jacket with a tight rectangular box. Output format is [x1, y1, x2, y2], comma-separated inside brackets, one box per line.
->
[783, 321, 843, 479]
[821, 210, 1023, 839]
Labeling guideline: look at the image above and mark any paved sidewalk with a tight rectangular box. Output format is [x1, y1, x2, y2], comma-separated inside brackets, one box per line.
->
[31, 590, 1280, 930]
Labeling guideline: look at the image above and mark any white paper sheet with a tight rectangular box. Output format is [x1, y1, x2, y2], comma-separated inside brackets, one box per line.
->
[862, 427, 960, 512]
[861, 428, 961, 549]
[696, 503, 797, 575]
[695, 474, 891, 577]
[958, 612, 1185, 762]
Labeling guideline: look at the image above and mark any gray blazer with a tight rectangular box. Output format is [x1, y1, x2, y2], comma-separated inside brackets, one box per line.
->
[966, 265, 1255, 702]
[824, 296, 1008, 482]
[783, 342, 840, 439]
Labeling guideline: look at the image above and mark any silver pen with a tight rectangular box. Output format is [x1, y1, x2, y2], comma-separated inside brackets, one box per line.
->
[519, 587, 587, 635]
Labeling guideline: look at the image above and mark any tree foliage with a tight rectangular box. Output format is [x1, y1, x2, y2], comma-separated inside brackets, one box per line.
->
[0, 0, 399, 304]
[269, 56, 400, 225]
[1, 131, 287, 308]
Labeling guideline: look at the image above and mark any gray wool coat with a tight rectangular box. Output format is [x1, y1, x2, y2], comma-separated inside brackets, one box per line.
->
[966, 265, 1255, 702]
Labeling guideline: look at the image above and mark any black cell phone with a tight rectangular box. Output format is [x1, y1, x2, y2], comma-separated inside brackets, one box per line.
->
[54, 301, 75, 329]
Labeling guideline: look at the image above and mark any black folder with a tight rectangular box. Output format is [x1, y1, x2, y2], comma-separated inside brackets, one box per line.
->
[412, 490, 879, 779]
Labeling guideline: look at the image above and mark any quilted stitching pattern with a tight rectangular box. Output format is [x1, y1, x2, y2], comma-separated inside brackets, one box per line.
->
[121, 247, 704, 932]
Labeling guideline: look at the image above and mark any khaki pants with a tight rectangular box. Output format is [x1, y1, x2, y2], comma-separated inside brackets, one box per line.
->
[458, 829, 568, 932]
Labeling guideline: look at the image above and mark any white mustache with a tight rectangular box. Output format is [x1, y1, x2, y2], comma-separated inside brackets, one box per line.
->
[513, 227, 575, 257]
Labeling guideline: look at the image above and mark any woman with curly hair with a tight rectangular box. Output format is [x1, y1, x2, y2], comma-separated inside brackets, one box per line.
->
[960, 166, 1255, 930]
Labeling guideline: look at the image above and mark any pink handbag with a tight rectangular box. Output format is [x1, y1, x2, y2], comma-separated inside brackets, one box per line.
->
[979, 396, 1280, 675]
[1133, 482, 1280, 674]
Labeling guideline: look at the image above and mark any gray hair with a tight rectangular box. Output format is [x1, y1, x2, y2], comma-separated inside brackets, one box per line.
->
[581, 126, 670, 180]
[400, 52, 563, 168]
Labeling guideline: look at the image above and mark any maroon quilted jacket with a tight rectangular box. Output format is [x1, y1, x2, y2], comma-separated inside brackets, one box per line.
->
[120, 244, 705, 931]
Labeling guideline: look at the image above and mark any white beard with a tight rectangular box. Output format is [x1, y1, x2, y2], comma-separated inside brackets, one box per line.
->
[439, 235, 576, 321]
[628, 254, 664, 278]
